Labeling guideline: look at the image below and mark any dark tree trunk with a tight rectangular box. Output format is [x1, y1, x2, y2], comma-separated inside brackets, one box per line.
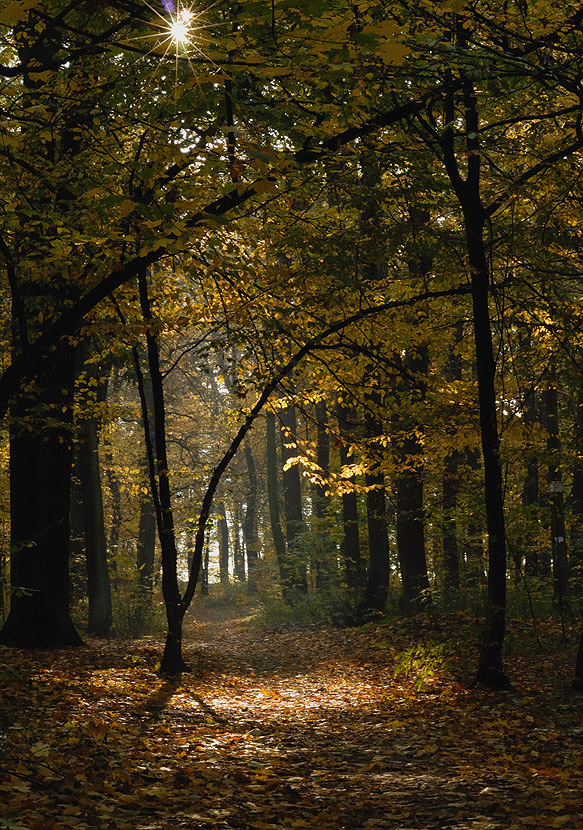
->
[137, 496, 156, 592]
[394, 348, 430, 613]
[438, 72, 511, 689]
[78, 415, 113, 637]
[73, 340, 112, 637]
[544, 378, 570, 614]
[573, 632, 583, 690]
[161, 601, 186, 676]
[364, 410, 390, 612]
[522, 387, 541, 577]
[233, 508, 246, 582]
[312, 403, 337, 591]
[442, 325, 463, 594]
[243, 443, 259, 591]
[442, 450, 460, 594]
[0, 344, 82, 648]
[465, 202, 509, 688]
[569, 382, 583, 596]
[69, 466, 87, 604]
[337, 403, 363, 594]
[200, 532, 209, 596]
[0, 549, 5, 622]
[280, 405, 308, 594]
[217, 501, 230, 585]
[396, 457, 429, 612]
[0, 546, 7, 622]
[137, 268, 186, 674]
[103, 439, 122, 576]
[463, 449, 486, 590]
[266, 411, 292, 600]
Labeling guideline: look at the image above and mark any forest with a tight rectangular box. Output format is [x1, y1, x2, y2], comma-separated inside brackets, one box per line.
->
[1, 1, 583, 828]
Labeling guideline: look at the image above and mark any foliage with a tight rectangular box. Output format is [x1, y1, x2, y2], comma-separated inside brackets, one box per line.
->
[393, 640, 452, 691]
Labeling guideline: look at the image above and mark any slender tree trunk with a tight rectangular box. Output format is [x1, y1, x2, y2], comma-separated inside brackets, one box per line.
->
[438, 70, 511, 688]
[442, 325, 463, 595]
[137, 268, 186, 674]
[337, 403, 363, 594]
[73, 340, 112, 637]
[394, 348, 430, 613]
[266, 411, 292, 600]
[200, 531, 210, 596]
[364, 410, 390, 612]
[69, 467, 87, 604]
[462, 449, 486, 591]
[0, 551, 5, 623]
[0, 343, 82, 648]
[570, 381, 583, 597]
[442, 450, 460, 594]
[78, 415, 113, 637]
[280, 405, 308, 594]
[103, 439, 122, 575]
[573, 632, 583, 690]
[522, 387, 541, 577]
[243, 443, 259, 591]
[544, 377, 570, 614]
[465, 201, 509, 687]
[312, 403, 336, 591]
[233, 508, 245, 582]
[217, 501, 230, 585]
[137, 496, 156, 592]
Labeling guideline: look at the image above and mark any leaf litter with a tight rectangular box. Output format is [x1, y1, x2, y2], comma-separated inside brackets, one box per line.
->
[0, 606, 582, 829]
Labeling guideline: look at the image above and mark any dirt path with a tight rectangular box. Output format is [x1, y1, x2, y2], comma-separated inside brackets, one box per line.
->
[1, 605, 582, 829]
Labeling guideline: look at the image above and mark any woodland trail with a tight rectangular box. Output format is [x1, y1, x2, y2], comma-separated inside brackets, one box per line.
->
[1, 603, 582, 829]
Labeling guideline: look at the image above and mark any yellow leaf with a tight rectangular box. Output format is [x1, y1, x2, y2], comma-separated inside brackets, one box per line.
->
[0, 0, 40, 25]
[253, 179, 278, 195]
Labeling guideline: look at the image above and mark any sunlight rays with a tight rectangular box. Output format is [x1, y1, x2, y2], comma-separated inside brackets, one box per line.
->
[128, 0, 223, 76]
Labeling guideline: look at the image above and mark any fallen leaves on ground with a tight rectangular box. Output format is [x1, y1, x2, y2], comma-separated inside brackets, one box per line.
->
[0, 606, 582, 830]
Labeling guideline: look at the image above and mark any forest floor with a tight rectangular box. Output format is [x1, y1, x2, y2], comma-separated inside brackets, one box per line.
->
[1, 602, 583, 830]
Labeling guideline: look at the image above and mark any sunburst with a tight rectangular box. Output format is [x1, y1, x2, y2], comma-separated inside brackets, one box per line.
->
[168, 6, 195, 47]
[130, 0, 219, 75]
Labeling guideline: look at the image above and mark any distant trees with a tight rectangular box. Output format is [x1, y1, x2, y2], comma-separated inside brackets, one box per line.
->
[2, 0, 583, 688]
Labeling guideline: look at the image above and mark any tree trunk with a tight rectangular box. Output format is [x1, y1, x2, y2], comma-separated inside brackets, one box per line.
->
[337, 403, 363, 594]
[394, 348, 430, 613]
[442, 325, 463, 594]
[137, 496, 156, 592]
[569, 381, 583, 597]
[137, 268, 186, 674]
[102, 434, 122, 581]
[544, 378, 570, 614]
[243, 443, 259, 592]
[217, 501, 230, 585]
[0, 344, 82, 648]
[442, 450, 460, 594]
[280, 405, 308, 594]
[363, 410, 389, 611]
[438, 73, 511, 688]
[69, 466, 87, 604]
[266, 411, 292, 600]
[73, 339, 112, 637]
[522, 387, 541, 577]
[466, 200, 510, 688]
[233, 508, 245, 582]
[161, 601, 186, 676]
[77, 414, 113, 637]
[200, 532, 210, 596]
[312, 403, 337, 591]
[573, 632, 583, 690]
[365, 469, 390, 612]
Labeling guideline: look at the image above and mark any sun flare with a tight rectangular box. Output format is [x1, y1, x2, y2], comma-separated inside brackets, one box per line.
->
[168, 7, 195, 47]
